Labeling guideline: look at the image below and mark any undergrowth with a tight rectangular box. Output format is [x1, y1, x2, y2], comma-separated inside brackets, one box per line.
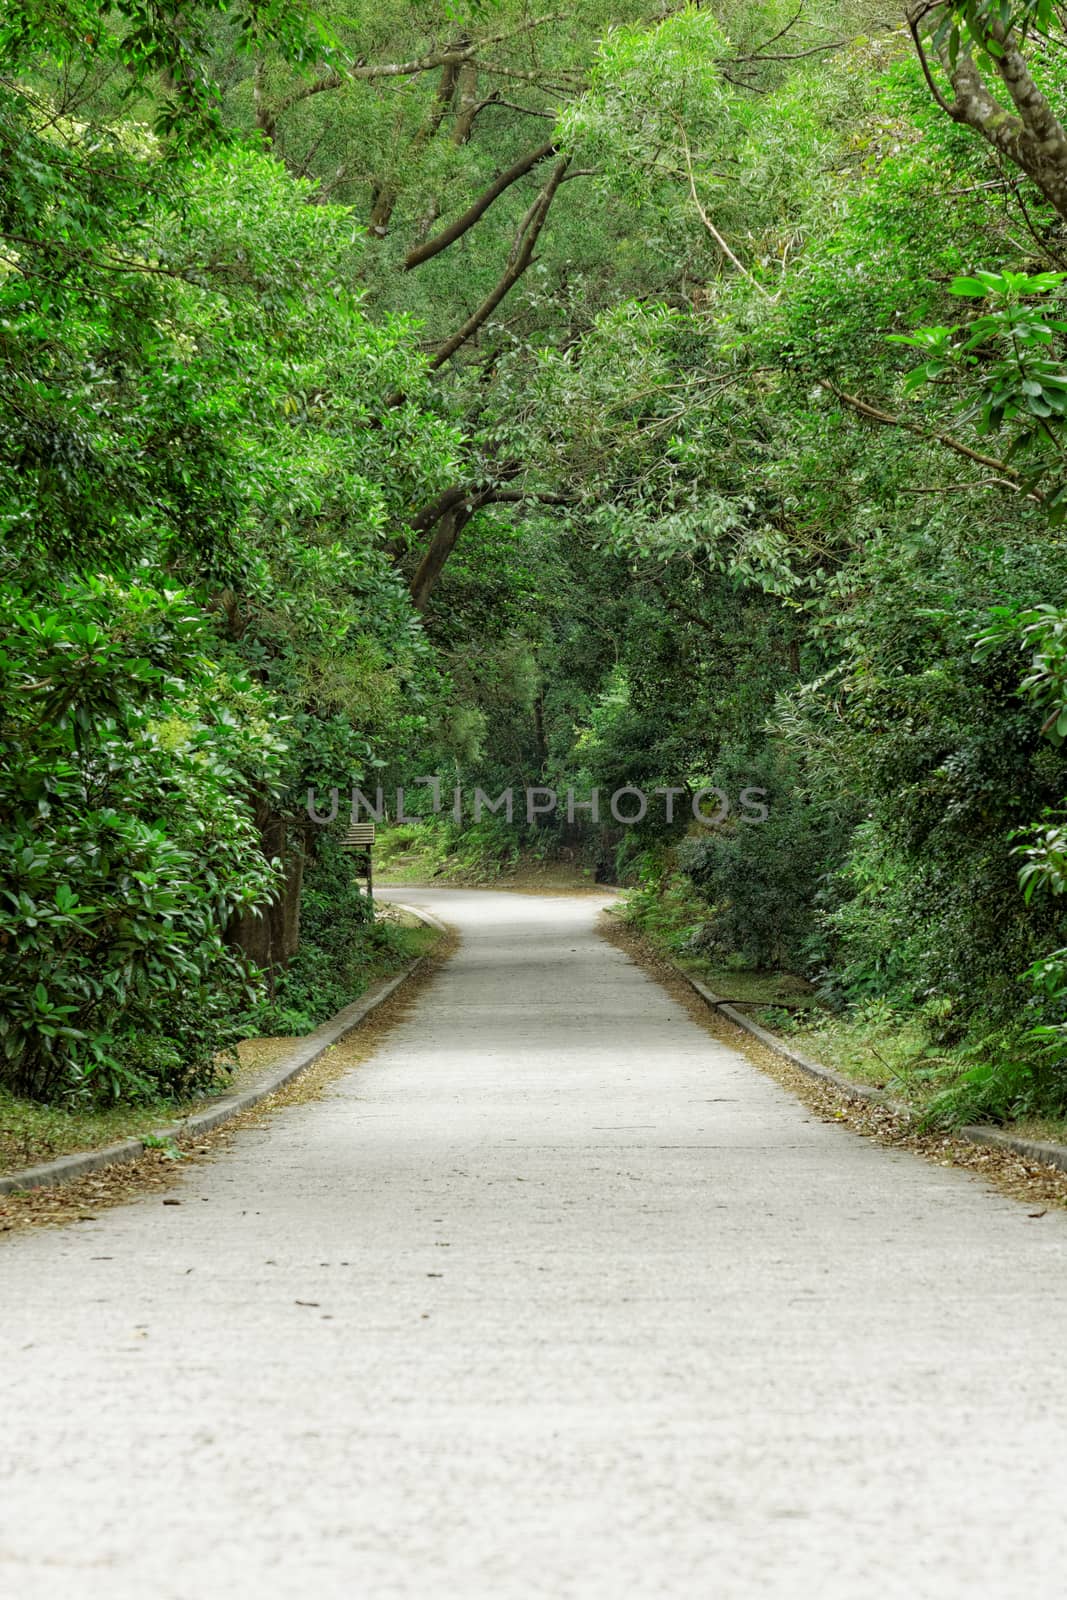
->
[622, 857, 1067, 1132]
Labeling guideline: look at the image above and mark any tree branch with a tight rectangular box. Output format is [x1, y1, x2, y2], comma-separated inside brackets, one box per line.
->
[993, 19, 1067, 156]
[410, 481, 570, 531]
[404, 142, 557, 270]
[479, 488, 572, 509]
[748, 4, 805, 56]
[427, 156, 571, 371]
[474, 97, 557, 121]
[451, 57, 480, 146]
[478, 61, 585, 92]
[908, 6, 1067, 221]
[368, 54, 460, 234]
[409, 503, 472, 610]
[408, 484, 473, 534]
[728, 40, 847, 64]
[408, 482, 572, 609]
[906, 12, 954, 115]
[826, 381, 1032, 481]
[674, 115, 770, 296]
[263, 14, 564, 126]
[642, 570, 719, 636]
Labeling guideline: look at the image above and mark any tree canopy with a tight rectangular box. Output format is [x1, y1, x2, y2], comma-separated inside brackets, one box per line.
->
[6, 0, 1067, 1127]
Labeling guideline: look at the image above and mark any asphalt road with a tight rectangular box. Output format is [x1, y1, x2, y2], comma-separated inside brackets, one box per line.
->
[3, 886, 1067, 1598]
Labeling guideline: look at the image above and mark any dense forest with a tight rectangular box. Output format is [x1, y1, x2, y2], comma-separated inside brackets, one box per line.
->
[6, 0, 1067, 1125]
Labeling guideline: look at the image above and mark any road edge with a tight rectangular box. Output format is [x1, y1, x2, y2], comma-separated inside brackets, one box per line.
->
[0, 904, 448, 1197]
[675, 965, 1067, 1177]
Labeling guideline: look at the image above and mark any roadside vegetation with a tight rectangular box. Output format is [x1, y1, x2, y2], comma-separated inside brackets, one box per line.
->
[6, 2, 1067, 1138]
[0, 916, 435, 1174]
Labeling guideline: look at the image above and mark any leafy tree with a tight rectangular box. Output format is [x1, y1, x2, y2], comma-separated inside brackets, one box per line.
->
[0, 3, 456, 1100]
[907, 1, 1067, 221]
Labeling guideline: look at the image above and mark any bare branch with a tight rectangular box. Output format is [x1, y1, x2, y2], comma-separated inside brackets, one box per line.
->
[263, 14, 565, 126]
[991, 19, 1067, 163]
[409, 502, 472, 610]
[451, 57, 480, 146]
[478, 61, 585, 92]
[906, 13, 954, 115]
[409, 483, 475, 534]
[749, 4, 806, 56]
[720, 71, 772, 94]
[474, 97, 557, 121]
[482, 488, 572, 508]
[674, 115, 770, 296]
[897, 478, 1029, 494]
[728, 40, 847, 65]
[1007, 167, 1067, 269]
[368, 54, 460, 235]
[410, 479, 569, 531]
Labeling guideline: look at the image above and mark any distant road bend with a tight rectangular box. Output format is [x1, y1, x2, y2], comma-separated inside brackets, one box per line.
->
[3, 886, 1067, 1598]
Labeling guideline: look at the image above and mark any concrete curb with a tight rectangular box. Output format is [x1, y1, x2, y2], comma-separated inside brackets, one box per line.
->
[0, 903, 447, 1197]
[679, 970, 895, 1107]
[959, 1124, 1067, 1175]
[677, 965, 1067, 1177]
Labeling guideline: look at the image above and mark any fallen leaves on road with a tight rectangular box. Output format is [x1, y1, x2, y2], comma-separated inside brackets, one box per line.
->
[600, 911, 1067, 1215]
[0, 927, 458, 1240]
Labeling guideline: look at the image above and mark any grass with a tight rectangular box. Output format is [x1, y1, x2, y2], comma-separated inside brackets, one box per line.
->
[772, 1005, 963, 1104]
[375, 820, 599, 891]
[0, 915, 439, 1178]
[672, 955, 818, 1010]
[0, 1091, 202, 1175]
[0, 1036, 307, 1176]
[373, 819, 515, 884]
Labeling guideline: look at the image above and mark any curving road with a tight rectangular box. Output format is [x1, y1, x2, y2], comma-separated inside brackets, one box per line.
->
[2, 886, 1067, 1598]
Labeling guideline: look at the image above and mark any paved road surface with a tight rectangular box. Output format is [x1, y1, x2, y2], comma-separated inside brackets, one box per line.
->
[3, 887, 1067, 1598]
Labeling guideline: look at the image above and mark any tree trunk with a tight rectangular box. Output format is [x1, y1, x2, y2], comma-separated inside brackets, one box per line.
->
[227, 803, 305, 983]
[452, 59, 480, 145]
[410, 504, 473, 611]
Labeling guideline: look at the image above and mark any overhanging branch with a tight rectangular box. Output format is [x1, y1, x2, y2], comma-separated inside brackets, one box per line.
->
[404, 142, 557, 270]
[408, 481, 572, 610]
[826, 382, 1034, 485]
[427, 155, 571, 371]
[258, 14, 564, 135]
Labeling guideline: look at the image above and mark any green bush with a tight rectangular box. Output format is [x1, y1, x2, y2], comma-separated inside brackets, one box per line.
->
[0, 582, 279, 1103]
[251, 837, 410, 1034]
[677, 754, 853, 973]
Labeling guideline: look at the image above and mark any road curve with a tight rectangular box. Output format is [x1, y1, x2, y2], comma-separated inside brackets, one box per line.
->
[2, 886, 1067, 1599]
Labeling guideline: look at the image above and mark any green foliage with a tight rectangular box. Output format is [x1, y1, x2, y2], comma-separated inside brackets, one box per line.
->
[678, 760, 852, 973]
[0, 577, 279, 1101]
[931, 2, 1060, 64]
[0, 7, 455, 1103]
[0, 0, 338, 138]
[251, 837, 412, 1034]
[15, 0, 1067, 1137]
[892, 271, 1067, 515]
[558, 8, 734, 205]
